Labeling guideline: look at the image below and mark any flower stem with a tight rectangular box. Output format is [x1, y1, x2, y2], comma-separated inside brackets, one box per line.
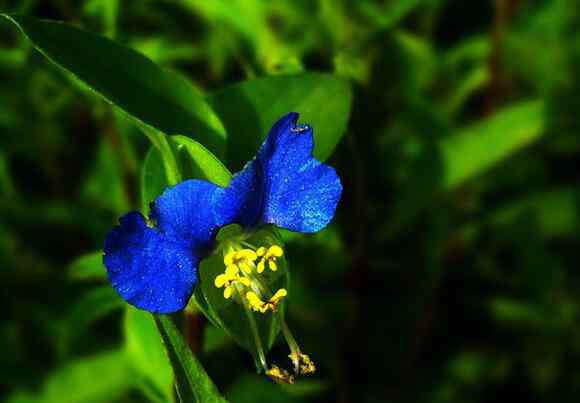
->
[280, 318, 300, 355]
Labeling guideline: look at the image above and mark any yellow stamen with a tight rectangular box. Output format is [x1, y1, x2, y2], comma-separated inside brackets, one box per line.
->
[270, 288, 287, 302]
[269, 261, 277, 272]
[239, 262, 253, 274]
[225, 264, 239, 277]
[246, 289, 287, 314]
[268, 245, 283, 258]
[224, 250, 236, 266]
[256, 244, 284, 274]
[262, 288, 287, 312]
[214, 273, 229, 288]
[246, 291, 266, 313]
[215, 256, 251, 299]
[236, 249, 258, 261]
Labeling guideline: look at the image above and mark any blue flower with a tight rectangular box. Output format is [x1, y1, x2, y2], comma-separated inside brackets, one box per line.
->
[103, 113, 342, 313]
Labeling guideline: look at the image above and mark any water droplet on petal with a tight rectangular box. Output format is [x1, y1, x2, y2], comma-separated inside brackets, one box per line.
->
[291, 124, 310, 133]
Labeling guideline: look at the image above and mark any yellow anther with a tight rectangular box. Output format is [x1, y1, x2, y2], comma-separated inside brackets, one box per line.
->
[262, 288, 287, 312]
[214, 273, 229, 288]
[257, 260, 266, 274]
[215, 257, 252, 300]
[268, 245, 283, 257]
[225, 248, 258, 273]
[256, 245, 283, 273]
[246, 289, 287, 314]
[225, 264, 239, 277]
[223, 250, 236, 266]
[270, 288, 287, 302]
[266, 366, 295, 384]
[246, 291, 266, 313]
[256, 246, 267, 257]
[239, 262, 252, 274]
[237, 249, 258, 261]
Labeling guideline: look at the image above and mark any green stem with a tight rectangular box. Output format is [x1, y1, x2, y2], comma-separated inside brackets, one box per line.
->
[280, 318, 301, 356]
[237, 284, 268, 372]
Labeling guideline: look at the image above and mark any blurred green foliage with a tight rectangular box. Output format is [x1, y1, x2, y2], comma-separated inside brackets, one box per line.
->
[1, 0, 580, 402]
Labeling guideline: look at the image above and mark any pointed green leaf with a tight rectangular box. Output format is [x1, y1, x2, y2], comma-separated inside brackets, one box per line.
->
[59, 287, 124, 356]
[1, 14, 227, 157]
[154, 315, 228, 403]
[441, 100, 546, 189]
[7, 350, 134, 403]
[172, 135, 231, 187]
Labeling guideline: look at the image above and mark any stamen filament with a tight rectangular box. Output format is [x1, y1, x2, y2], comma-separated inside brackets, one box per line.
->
[236, 282, 268, 372]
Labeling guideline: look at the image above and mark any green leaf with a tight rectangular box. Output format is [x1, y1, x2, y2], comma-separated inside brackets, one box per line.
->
[489, 188, 579, 238]
[489, 298, 547, 328]
[387, 100, 546, 236]
[202, 324, 231, 354]
[59, 287, 124, 356]
[66, 287, 123, 334]
[226, 374, 301, 403]
[67, 251, 106, 281]
[125, 308, 174, 403]
[359, 0, 423, 30]
[43, 351, 133, 403]
[80, 138, 130, 215]
[208, 73, 352, 170]
[1, 15, 227, 157]
[154, 315, 228, 403]
[7, 350, 134, 403]
[441, 100, 546, 189]
[459, 188, 580, 246]
[172, 135, 231, 187]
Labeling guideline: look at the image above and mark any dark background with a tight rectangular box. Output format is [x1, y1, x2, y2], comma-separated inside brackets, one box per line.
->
[2, 0, 580, 402]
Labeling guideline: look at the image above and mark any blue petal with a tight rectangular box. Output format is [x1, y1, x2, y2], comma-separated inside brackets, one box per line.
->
[104, 180, 239, 313]
[226, 113, 342, 233]
[103, 212, 199, 313]
[150, 179, 237, 254]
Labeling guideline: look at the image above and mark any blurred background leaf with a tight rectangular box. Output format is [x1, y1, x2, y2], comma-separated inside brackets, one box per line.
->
[2, 0, 580, 402]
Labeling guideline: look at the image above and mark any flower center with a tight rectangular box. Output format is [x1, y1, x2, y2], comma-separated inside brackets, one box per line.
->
[213, 242, 287, 314]
[212, 225, 316, 383]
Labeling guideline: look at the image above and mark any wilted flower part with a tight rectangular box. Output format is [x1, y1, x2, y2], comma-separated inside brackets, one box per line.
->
[266, 366, 295, 384]
[103, 112, 342, 314]
[289, 351, 316, 375]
